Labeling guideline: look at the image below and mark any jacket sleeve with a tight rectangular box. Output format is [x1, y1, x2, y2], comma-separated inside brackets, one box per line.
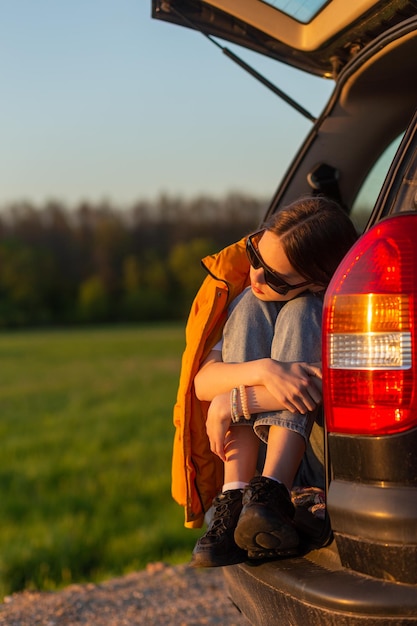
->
[171, 238, 250, 528]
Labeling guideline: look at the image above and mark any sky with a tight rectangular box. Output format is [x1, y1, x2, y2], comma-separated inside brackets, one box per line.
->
[1, 1, 335, 209]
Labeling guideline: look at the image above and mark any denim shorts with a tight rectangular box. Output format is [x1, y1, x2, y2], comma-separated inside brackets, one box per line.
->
[230, 408, 317, 444]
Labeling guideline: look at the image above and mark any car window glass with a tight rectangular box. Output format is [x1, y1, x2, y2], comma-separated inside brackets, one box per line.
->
[350, 135, 403, 233]
[262, 0, 328, 22]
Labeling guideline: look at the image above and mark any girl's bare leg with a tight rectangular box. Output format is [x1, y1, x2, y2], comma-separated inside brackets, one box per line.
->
[234, 424, 303, 558]
[262, 425, 305, 490]
[191, 425, 259, 567]
[223, 425, 259, 484]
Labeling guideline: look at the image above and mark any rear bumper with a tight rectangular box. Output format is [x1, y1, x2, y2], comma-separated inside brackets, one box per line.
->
[224, 543, 417, 625]
[327, 429, 417, 584]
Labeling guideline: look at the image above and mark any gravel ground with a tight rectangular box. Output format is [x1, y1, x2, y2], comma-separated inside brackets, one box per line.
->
[0, 562, 250, 626]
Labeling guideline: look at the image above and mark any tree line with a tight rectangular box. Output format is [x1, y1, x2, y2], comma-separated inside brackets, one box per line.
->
[0, 193, 267, 328]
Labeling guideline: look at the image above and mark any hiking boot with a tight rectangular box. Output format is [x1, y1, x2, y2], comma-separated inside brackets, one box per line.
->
[291, 486, 333, 551]
[190, 489, 247, 568]
[234, 476, 300, 559]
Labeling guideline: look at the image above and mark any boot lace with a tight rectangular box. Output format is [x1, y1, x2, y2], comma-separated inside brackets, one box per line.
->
[206, 492, 241, 537]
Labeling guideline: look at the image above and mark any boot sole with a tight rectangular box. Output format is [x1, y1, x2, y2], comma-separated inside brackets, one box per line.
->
[189, 547, 247, 568]
[247, 545, 300, 559]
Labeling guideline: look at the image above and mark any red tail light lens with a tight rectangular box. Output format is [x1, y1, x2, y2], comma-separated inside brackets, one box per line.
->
[323, 214, 417, 435]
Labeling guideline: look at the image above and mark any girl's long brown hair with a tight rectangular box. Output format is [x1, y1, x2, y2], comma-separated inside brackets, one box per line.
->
[265, 196, 358, 288]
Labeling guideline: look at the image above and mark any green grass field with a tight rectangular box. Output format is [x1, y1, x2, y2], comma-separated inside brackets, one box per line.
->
[0, 325, 203, 597]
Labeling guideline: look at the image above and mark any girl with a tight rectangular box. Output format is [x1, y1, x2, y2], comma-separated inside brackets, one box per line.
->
[190, 196, 358, 567]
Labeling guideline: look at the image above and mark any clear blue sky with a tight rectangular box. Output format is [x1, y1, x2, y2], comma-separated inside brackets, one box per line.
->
[1, 1, 334, 208]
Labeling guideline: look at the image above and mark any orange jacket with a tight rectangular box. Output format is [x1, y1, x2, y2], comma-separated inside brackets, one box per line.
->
[172, 237, 250, 528]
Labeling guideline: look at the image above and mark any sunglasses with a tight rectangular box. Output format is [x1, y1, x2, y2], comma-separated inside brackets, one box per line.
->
[246, 230, 311, 295]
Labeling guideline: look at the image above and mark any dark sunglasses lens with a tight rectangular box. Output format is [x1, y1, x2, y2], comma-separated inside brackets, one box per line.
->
[247, 235, 289, 295]
[246, 238, 261, 269]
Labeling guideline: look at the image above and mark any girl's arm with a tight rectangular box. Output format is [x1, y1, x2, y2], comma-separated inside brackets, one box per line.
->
[206, 382, 322, 461]
[194, 349, 322, 414]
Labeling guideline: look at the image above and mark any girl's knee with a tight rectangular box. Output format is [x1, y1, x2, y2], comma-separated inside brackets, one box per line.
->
[271, 296, 323, 361]
[275, 295, 322, 331]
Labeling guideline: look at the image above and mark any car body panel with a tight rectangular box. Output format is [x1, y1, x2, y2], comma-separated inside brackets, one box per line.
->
[265, 19, 417, 219]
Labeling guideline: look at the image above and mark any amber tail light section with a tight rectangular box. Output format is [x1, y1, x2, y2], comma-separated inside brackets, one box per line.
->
[323, 214, 417, 435]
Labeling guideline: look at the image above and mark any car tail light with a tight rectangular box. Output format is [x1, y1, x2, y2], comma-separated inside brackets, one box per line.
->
[323, 214, 417, 435]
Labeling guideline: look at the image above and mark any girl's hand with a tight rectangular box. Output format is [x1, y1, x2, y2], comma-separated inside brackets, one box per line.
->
[205, 392, 232, 461]
[260, 359, 322, 414]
